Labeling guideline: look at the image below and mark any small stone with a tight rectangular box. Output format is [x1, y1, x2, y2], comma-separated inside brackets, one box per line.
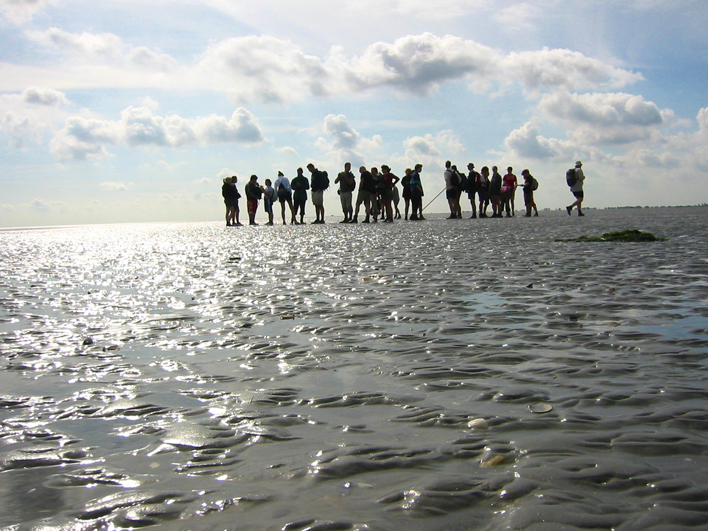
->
[480, 455, 506, 468]
[528, 403, 553, 413]
[467, 418, 488, 429]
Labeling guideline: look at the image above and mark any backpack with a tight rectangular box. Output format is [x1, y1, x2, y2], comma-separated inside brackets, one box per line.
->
[459, 172, 468, 192]
[566, 168, 577, 187]
[321, 170, 329, 190]
[448, 169, 460, 187]
[532, 177, 539, 191]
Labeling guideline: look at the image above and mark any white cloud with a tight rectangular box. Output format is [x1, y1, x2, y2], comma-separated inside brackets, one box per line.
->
[50, 106, 265, 160]
[538, 91, 665, 145]
[13, 29, 642, 103]
[0, 0, 58, 23]
[323, 114, 360, 150]
[505, 122, 563, 159]
[1, 88, 71, 148]
[22, 86, 69, 106]
[500, 48, 643, 96]
[197, 35, 330, 103]
[100, 181, 130, 192]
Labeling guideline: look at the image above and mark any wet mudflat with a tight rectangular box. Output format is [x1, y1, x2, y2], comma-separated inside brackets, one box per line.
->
[1, 207, 707, 531]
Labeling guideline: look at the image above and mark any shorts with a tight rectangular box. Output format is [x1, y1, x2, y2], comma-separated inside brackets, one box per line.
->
[382, 189, 394, 202]
[277, 190, 292, 203]
[312, 190, 324, 207]
[247, 199, 258, 214]
[264, 199, 273, 213]
[224, 198, 238, 208]
[573, 190, 584, 199]
[446, 189, 458, 200]
[478, 188, 489, 202]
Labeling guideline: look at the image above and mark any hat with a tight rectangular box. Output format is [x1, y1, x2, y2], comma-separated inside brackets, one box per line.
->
[575, 161, 582, 167]
[278, 171, 284, 176]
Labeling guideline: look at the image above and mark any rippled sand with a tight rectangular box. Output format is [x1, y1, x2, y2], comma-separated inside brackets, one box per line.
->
[1, 208, 708, 531]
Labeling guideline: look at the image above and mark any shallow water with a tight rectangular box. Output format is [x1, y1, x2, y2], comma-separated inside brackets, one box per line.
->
[1, 208, 708, 531]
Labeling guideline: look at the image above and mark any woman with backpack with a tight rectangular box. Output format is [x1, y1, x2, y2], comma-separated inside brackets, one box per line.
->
[273, 171, 296, 225]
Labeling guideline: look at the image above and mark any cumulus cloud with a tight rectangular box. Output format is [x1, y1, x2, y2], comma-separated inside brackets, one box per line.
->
[19, 29, 641, 103]
[323, 114, 360, 150]
[504, 122, 562, 159]
[26, 27, 179, 72]
[50, 107, 265, 160]
[100, 181, 130, 192]
[538, 91, 665, 144]
[500, 48, 643, 95]
[1, 87, 71, 148]
[0, 0, 57, 23]
[22, 86, 69, 106]
[197, 35, 329, 103]
[343, 33, 499, 96]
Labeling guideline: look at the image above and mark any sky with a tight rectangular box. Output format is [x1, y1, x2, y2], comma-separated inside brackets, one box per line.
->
[1, 0, 707, 227]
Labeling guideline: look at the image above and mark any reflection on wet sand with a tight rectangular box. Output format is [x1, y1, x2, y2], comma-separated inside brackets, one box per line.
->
[1, 208, 708, 530]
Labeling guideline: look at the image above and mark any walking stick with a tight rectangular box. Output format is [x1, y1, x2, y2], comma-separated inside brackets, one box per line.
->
[422, 187, 447, 212]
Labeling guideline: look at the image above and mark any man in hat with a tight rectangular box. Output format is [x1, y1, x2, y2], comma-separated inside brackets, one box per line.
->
[566, 161, 585, 216]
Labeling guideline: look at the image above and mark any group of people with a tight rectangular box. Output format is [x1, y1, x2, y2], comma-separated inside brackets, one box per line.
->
[221, 160, 585, 226]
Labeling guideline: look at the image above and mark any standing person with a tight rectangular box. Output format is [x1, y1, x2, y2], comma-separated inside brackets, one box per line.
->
[335, 162, 356, 223]
[502, 167, 518, 217]
[263, 178, 275, 225]
[401, 168, 412, 220]
[444, 160, 460, 219]
[392, 181, 402, 219]
[478, 165, 490, 217]
[291, 167, 309, 224]
[566, 161, 585, 216]
[521, 169, 539, 217]
[307, 163, 329, 224]
[370, 167, 382, 222]
[380, 165, 400, 223]
[490, 166, 503, 218]
[353, 166, 375, 223]
[273, 171, 296, 225]
[466, 163, 479, 218]
[410, 164, 425, 220]
[245, 175, 262, 225]
[452, 165, 464, 218]
[222, 176, 242, 227]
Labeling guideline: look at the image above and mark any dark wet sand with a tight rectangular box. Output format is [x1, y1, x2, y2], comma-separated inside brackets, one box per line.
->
[1, 208, 707, 531]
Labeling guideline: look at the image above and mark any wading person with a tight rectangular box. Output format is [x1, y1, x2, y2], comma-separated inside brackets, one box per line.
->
[353, 166, 375, 223]
[263, 178, 275, 225]
[489, 166, 502, 218]
[467, 163, 479, 218]
[521, 169, 539, 217]
[307, 163, 329, 224]
[291, 167, 309, 224]
[273, 171, 296, 225]
[335, 162, 356, 223]
[401, 168, 412, 220]
[566, 160, 585, 216]
[222, 176, 242, 226]
[478, 166, 490, 217]
[409, 164, 424, 220]
[380, 165, 400, 223]
[245, 175, 262, 225]
[444, 160, 461, 219]
[503, 166, 518, 217]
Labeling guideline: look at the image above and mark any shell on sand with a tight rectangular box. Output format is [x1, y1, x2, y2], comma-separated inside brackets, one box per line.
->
[467, 418, 489, 429]
[528, 403, 553, 413]
[480, 455, 506, 468]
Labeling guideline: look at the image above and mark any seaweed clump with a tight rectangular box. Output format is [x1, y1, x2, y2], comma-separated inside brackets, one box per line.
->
[556, 229, 666, 242]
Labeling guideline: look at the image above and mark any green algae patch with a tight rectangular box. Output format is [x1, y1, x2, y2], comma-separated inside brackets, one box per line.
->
[556, 229, 666, 242]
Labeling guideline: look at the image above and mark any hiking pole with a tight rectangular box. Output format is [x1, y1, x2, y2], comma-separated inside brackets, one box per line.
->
[422, 187, 447, 212]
